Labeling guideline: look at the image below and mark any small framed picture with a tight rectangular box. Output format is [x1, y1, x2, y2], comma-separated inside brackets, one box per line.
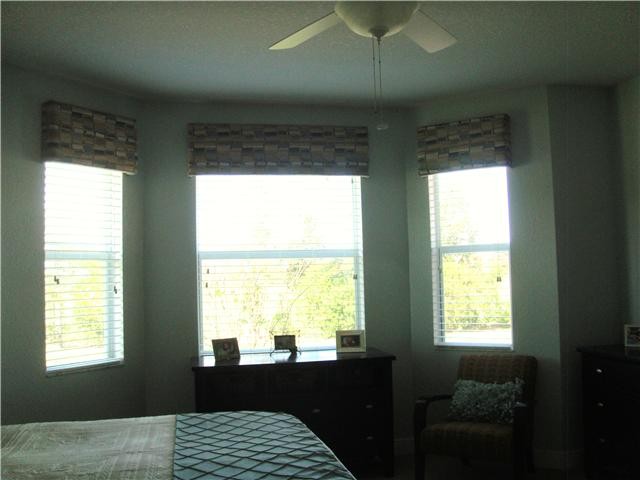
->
[336, 329, 366, 353]
[212, 337, 240, 361]
[624, 325, 640, 347]
[274, 334, 297, 353]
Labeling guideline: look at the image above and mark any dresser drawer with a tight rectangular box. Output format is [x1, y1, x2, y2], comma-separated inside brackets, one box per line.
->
[195, 369, 265, 411]
[586, 434, 636, 479]
[268, 366, 326, 394]
[333, 363, 377, 389]
[579, 347, 640, 479]
[583, 356, 640, 396]
[333, 392, 383, 428]
[332, 430, 383, 459]
[331, 361, 380, 390]
[275, 396, 332, 440]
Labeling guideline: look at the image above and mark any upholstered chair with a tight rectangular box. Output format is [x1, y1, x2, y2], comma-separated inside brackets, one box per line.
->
[413, 354, 537, 480]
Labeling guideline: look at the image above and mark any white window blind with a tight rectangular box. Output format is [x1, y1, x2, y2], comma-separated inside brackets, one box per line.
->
[196, 175, 365, 353]
[429, 167, 513, 347]
[44, 162, 123, 372]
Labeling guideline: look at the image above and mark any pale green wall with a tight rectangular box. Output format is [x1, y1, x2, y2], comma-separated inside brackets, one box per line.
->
[407, 86, 566, 458]
[1, 64, 146, 424]
[547, 86, 621, 455]
[139, 103, 415, 437]
[0, 64, 415, 436]
[615, 76, 640, 325]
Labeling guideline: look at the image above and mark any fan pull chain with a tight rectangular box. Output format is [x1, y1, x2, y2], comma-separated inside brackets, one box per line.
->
[371, 36, 378, 114]
[375, 37, 388, 130]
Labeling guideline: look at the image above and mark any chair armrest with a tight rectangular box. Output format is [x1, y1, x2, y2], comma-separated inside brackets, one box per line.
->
[514, 401, 528, 424]
[417, 394, 453, 403]
[513, 402, 533, 468]
[414, 394, 453, 452]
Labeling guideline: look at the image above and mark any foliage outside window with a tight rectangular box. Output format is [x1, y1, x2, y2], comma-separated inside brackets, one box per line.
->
[44, 162, 124, 371]
[429, 167, 513, 347]
[196, 175, 365, 353]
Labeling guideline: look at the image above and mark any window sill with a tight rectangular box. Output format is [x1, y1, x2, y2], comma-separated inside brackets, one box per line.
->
[46, 359, 124, 377]
[434, 344, 514, 352]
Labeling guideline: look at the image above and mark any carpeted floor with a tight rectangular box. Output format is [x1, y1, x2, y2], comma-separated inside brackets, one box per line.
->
[357, 455, 586, 480]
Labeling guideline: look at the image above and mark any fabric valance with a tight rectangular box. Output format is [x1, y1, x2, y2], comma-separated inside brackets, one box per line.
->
[417, 114, 511, 176]
[187, 124, 369, 176]
[41, 101, 137, 174]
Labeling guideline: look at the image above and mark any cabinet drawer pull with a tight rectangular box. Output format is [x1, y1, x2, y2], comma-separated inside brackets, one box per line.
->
[598, 437, 606, 444]
[596, 402, 604, 408]
[365, 435, 375, 441]
[311, 408, 321, 414]
[365, 404, 374, 410]
[595, 368, 603, 374]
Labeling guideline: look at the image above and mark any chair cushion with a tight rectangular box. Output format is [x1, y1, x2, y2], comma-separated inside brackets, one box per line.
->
[422, 422, 513, 461]
[448, 378, 524, 424]
[458, 354, 537, 404]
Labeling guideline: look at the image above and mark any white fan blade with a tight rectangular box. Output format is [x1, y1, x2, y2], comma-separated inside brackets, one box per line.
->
[269, 12, 341, 50]
[403, 9, 457, 53]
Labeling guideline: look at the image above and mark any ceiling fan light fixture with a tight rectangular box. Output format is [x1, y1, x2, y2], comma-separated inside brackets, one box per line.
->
[334, 1, 419, 39]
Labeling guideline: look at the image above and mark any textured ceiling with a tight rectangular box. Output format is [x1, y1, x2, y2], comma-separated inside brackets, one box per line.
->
[2, 1, 639, 106]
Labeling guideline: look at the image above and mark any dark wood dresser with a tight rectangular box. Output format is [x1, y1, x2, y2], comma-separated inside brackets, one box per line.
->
[578, 345, 640, 479]
[192, 347, 396, 476]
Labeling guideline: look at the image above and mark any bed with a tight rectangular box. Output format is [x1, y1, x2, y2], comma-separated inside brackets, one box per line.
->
[1, 410, 356, 479]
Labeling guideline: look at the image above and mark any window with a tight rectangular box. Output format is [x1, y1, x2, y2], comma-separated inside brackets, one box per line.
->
[44, 162, 123, 372]
[429, 167, 512, 347]
[196, 175, 364, 353]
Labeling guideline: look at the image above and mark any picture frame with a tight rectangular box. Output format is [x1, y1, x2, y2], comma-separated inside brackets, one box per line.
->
[212, 337, 240, 361]
[624, 324, 640, 347]
[336, 329, 366, 353]
[274, 334, 298, 354]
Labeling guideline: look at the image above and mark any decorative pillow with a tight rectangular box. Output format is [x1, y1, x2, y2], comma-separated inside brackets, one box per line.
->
[448, 378, 524, 424]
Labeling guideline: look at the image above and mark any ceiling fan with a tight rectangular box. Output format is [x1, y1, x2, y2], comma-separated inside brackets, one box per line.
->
[269, 1, 457, 54]
[269, 2, 456, 130]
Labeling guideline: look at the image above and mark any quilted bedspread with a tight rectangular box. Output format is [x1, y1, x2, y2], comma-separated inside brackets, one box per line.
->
[1, 415, 175, 479]
[173, 411, 355, 480]
[1, 411, 355, 480]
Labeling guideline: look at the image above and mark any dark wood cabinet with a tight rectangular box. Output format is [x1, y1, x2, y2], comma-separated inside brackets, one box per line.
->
[578, 345, 640, 479]
[192, 347, 396, 476]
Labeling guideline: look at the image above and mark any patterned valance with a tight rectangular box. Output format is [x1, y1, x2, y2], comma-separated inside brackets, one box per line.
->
[188, 124, 369, 176]
[42, 101, 137, 174]
[417, 114, 511, 176]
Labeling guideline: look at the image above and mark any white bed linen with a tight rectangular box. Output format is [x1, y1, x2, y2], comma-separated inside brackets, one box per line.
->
[1, 415, 175, 479]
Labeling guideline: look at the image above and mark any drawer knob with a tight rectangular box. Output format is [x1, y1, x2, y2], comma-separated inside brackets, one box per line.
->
[599, 438, 606, 444]
[365, 435, 375, 441]
[595, 368, 603, 374]
[365, 404, 374, 410]
[596, 402, 604, 408]
[311, 408, 321, 414]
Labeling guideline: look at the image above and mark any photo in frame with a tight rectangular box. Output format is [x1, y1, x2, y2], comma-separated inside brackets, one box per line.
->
[274, 334, 298, 354]
[212, 337, 240, 361]
[624, 324, 640, 347]
[336, 329, 366, 353]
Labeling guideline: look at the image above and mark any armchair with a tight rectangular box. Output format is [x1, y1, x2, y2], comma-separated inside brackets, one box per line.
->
[413, 354, 537, 480]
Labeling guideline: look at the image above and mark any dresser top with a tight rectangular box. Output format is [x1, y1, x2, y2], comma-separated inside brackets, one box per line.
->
[577, 344, 640, 364]
[192, 347, 395, 369]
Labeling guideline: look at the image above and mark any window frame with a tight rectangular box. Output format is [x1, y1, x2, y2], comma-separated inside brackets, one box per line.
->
[195, 176, 365, 355]
[44, 162, 124, 374]
[429, 168, 514, 349]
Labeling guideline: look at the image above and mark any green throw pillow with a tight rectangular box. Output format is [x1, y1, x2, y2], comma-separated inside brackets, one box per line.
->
[448, 378, 524, 424]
